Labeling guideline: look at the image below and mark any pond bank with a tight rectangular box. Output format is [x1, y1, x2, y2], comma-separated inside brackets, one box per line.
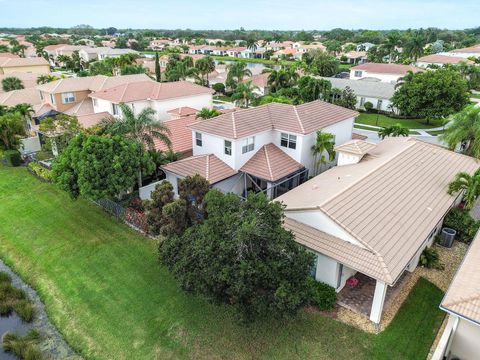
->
[0, 259, 78, 359]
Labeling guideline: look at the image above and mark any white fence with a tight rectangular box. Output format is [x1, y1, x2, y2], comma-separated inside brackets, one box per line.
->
[139, 180, 165, 200]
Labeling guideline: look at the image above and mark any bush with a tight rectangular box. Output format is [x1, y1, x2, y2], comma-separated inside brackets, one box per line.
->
[363, 101, 373, 112]
[212, 82, 225, 94]
[419, 247, 444, 270]
[0, 271, 35, 323]
[443, 208, 480, 243]
[306, 277, 337, 310]
[27, 162, 52, 182]
[13, 300, 35, 322]
[3, 149, 22, 166]
[2, 329, 44, 360]
[33, 150, 54, 161]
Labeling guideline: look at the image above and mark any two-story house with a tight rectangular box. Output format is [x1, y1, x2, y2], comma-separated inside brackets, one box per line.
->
[161, 100, 358, 199]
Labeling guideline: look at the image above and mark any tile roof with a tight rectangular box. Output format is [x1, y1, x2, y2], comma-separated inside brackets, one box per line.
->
[240, 143, 304, 182]
[320, 76, 396, 99]
[0, 53, 20, 58]
[277, 138, 480, 285]
[417, 54, 474, 65]
[189, 100, 358, 139]
[0, 57, 49, 68]
[63, 97, 95, 117]
[247, 73, 270, 88]
[352, 132, 368, 140]
[0, 88, 42, 107]
[154, 115, 199, 153]
[89, 80, 213, 103]
[77, 112, 110, 128]
[0, 72, 40, 93]
[167, 106, 198, 117]
[351, 63, 422, 75]
[335, 139, 377, 156]
[441, 230, 480, 324]
[161, 154, 237, 184]
[449, 44, 480, 54]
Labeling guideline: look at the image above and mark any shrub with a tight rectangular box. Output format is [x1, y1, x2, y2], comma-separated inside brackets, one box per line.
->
[13, 300, 35, 322]
[443, 208, 480, 243]
[33, 150, 54, 161]
[27, 162, 52, 182]
[419, 247, 444, 270]
[2, 329, 44, 360]
[363, 101, 373, 112]
[212, 82, 225, 94]
[0, 272, 11, 284]
[0, 271, 35, 323]
[3, 149, 22, 166]
[306, 277, 337, 310]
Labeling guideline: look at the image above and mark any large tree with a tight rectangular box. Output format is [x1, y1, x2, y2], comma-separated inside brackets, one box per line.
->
[154, 52, 161, 82]
[297, 76, 332, 103]
[302, 50, 339, 77]
[226, 62, 252, 90]
[2, 77, 24, 92]
[267, 67, 299, 93]
[231, 81, 259, 108]
[39, 114, 81, 154]
[311, 131, 336, 175]
[448, 169, 480, 210]
[0, 113, 25, 150]
[195, 56, 216, 86]
[159, 190, 314, 319]
[391, 68, 469, 124]
[441, 105, 480, 157]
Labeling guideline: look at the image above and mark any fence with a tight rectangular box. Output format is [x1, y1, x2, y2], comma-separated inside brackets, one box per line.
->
[94, 198, 150, 235]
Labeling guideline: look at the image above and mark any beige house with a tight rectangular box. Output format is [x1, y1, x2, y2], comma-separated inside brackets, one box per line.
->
[0, 57, 50, 75]
[277, 138, 479, 324]
[433, 231, 480, 360]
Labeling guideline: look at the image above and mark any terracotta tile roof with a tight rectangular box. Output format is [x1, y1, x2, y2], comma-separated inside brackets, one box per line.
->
[0, 88, 42, 107]
[449, 44, 480, 53]
[240, 143, 304, 182]
[284, 218, 390, 282]
[161, 154, 237, 184]
[63, 97, 94, 117]
[89, 80, 213, 103]
[154, 115, 199, 153]
[417, 54, 474, 65]
[441, 230, 480, 324]
[335, 139, 377, 156]
[351, 63, 422, 75]
[0, 57, 49, 68]
[277, 138, 480, 285]
[167, 106, 198, 117]
[190, 101, 358, 139]
[77, 112, 110, 128]
[0, 72, 40, 93]
[247, 73, 270, 88]
[352, 133, 368, 140]
[228, 47, 247, 52]
[0, 53, 20, 58]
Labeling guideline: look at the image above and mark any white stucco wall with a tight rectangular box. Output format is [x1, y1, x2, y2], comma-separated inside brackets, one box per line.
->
[449, 317, 480, 360]
[355, 96, 392, 112]
[350, 69, 403, 83]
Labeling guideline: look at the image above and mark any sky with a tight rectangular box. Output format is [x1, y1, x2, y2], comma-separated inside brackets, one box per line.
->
[0, 0, 479, 30]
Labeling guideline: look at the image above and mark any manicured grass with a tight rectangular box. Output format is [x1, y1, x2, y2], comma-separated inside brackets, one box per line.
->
[354, 124, 420, 135]
[355, 113, 445, 129]
[213, 95, 232, 102]
[426, 129, 445, 136]
[0, 166, 445, 359]
[470, 93, 480, 99]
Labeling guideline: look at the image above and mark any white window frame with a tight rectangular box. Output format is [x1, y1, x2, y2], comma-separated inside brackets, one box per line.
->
[195, 132, 202, 147]
[242, 136, 255, 154]
[354, 70, 363, 77]
[112, 103, 119, 116]
[360, 97, 366, 107]
[377, 99, 383, 110]
[280, 133, 297, 150]
[92, 98, 98, 107]
[49, 93, 56, 105]
[61, 92, 75, 104]
[224, 140, 232, 155]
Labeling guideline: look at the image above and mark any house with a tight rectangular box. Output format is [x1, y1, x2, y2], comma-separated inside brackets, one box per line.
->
[341, 51, 367, 65]
[0, 57, 50, 75]
[349, 63, 422, 83]
[153, 114, 200, 158]
[356, 42, 375, 51]
[321, 77, 395, 112]
[416, 54, 474, 68]
[44, 45, 91, 63]
[432, 230, 480, 360]
[0, 72, 42, 93]
[244, 72, 270, 96]
[149, 39, 171, 50]
[442, 44, 480, 59]
[89, 80, 214, 121]
[160, 101, 358, 199]
[78, 47, 138, 62]
[276, 137, 479, 324]
[227, 47, 247, 57]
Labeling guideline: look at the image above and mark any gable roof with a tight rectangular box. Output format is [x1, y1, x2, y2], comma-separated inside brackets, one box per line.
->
[0, 57, 49, 68]
[0, 88, 42, 107]
[449, 44, 480, 54]
[351, 63, 422, 75]
[441, 230, 480, 324]
[167, 106, 198, 117]
[240, 143, 304, 182]
[189, 100, 358, 139]
[161, 154, 237, 184]
[154, 115, 199, 154]
[277, 138, 480, 285]
[335, 139, 377, 156]
[89, 80, 213, 103]
[417, 54, 474, 65]
[321, 76, 395, 99]
[0, 72, 40, 93]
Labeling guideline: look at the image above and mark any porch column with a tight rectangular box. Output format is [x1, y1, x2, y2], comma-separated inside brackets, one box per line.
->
[369, 280, 387, 324]
[266, 182, 274, 199]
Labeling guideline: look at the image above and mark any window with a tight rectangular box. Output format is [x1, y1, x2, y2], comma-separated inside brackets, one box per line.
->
[360, 97, 366, 107]
[49, 93, 55, 105]
[61, 92, 75, 104]
[195, 132, 202, 147]
[280, 133, 297, 150]
[92, 98, 98, 107]
[242, 136, 255, 154]
[377, 99, 383, 110]
[354, 70, 363, 77]
[224, 140, 232, 155]
[112, 103, 119, 116]
[39, 91, 43, 100]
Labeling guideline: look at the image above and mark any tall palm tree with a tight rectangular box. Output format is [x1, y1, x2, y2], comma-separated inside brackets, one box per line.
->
[166, 60, 198, 81]
[448, 169, 480, 209]
[226, 62, 252, 90]
[195, 56, 216, 86]
[382, 32, 402, 63]
[10, 103, 35, 133]
[394, 70, 415, 89]
[1, 77, 24, 92]
[377, 124, 409, 139]
[404, 32, 426, 61]
[246, 38, 258, 53]
[100, 104, 171, 188]
[267, 67, 299, 93]
[196, 108, 221, 120]
[441, 105, 480, 157]
[0, 113, 25, 150]
[311, 131, 336, 175]
[231, 81, 259, 108]
[37, 74, 60, 85]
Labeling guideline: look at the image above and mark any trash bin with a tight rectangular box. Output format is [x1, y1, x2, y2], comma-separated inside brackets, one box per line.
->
[439, 227, 456, 248]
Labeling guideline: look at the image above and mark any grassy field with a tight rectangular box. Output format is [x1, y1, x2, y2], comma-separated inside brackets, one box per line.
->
[355, 113, 445, 129]
[0, 166, 445, 360]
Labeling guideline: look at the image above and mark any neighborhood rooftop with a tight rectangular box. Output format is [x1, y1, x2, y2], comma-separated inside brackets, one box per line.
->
[189, 100, 359, 139]
[278, 138, 479, 285]
[335, 139, 377, 156]
[321, 77, 395, 99]
[417, 54, 474, 65]
[0, 57, 49, 67]
[351, 63, 422, 75]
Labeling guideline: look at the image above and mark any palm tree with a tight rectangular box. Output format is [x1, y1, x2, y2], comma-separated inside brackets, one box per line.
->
[100, 104, 171, 188]
[448, 169, 480, 210]
[166, 60, 198, 81]
[267, 67, 299, 93]
[226, 62, 252, 90]
[37, 74, 60, 85]
[56, 54, 72, 69]
[231, 81, 259, 108]
[441, 105, 480, 157]
[311, 131, 336, 175]
[196, 108, 221, 120]
[195, 56, 216, 86]
[404, 32, 426, 61]
[10, 103, 34, 133]
[377, 124, 409, 139]
[1, 77, 24, 92]
[246, 38, 258, 53]
[382, 32, 402, 63]
[0, 113, 25, 150]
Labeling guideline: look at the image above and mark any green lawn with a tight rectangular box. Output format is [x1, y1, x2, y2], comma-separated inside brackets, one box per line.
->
[353, 124, 420, 135]
[0, 166, 445, 360]
[470, 93, 480, 99]
[213, 95, 232, 102]
[355, 113, 445, 129]
[426, 129, 445, 136]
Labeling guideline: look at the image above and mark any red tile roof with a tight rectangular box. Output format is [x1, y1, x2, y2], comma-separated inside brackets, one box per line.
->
[167, 106, 198, 117]
[240, 143, 304, 182]
[77, 112, 110, 128]
[154, 115, 199, 154]
[161, 154, 237, 184]
[351, 63, 422, 75]
[417, 54, 474, 65]
[0, 53, 20, 58]
[352, 132, 368, 140]
[189, 100, 358, 139]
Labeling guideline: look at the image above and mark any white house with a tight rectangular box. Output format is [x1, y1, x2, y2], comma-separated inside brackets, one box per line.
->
[89, 80, 213, 121]
[416, 54, 474, 68]
[160, 100, 358, 199]
[356, 42, 375, 52]
[79, 47, 138, 62]
[433, 229, 480, 360]
[441, 44, 480, 59]
[350, 63, 422, 83]
[277, 138, 479, 324]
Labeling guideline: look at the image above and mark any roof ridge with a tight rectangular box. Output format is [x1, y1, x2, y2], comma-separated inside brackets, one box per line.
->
[119, 82, 129, 103]
[206, 154, 210, 181]
[231, 112, 237, 139]
[292, 105, 305, 134]
[443, 293, 480, 308]
[264, 145, 274, 181]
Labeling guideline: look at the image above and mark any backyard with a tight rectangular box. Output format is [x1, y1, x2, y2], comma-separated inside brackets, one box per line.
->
[355, 113, 446, 129]
[0, 165, 445, 360]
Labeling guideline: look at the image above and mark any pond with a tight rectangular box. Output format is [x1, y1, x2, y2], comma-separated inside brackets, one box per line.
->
[0, 260, 77, 359]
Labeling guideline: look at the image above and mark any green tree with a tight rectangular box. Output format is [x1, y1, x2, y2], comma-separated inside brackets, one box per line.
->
[226, 62, 252, 90]
[267, 67, 299, 93]
[10, 103, 35, 133]
[404, 32, 426, 61]
[0, 113, 25, 150]
[178, 174, 211, 225]
[39, 114, 81, 154]
[196, 108, 221, 119]
[146, 181, 175, 235]
[246, 37, 258, 52]
[377, 124, 410, 139]
[302, 50, 339, 77]
[441, 105, 480, 157]
[448, 169, 480, 210]
[154, 52, 161, 82]
[2, 77, 24, 92]
[159, 190, 314, 319]
[36, 74, 60, 85]
[382, 32, 402, 63]
[297, 76, 332, 103]
[231, 81, 259, 108]
[311, 131, 336, 175]
[120, 64, 146, 75]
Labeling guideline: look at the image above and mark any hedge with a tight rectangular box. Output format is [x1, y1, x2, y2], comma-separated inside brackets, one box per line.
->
[2, 150, 22, 167]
